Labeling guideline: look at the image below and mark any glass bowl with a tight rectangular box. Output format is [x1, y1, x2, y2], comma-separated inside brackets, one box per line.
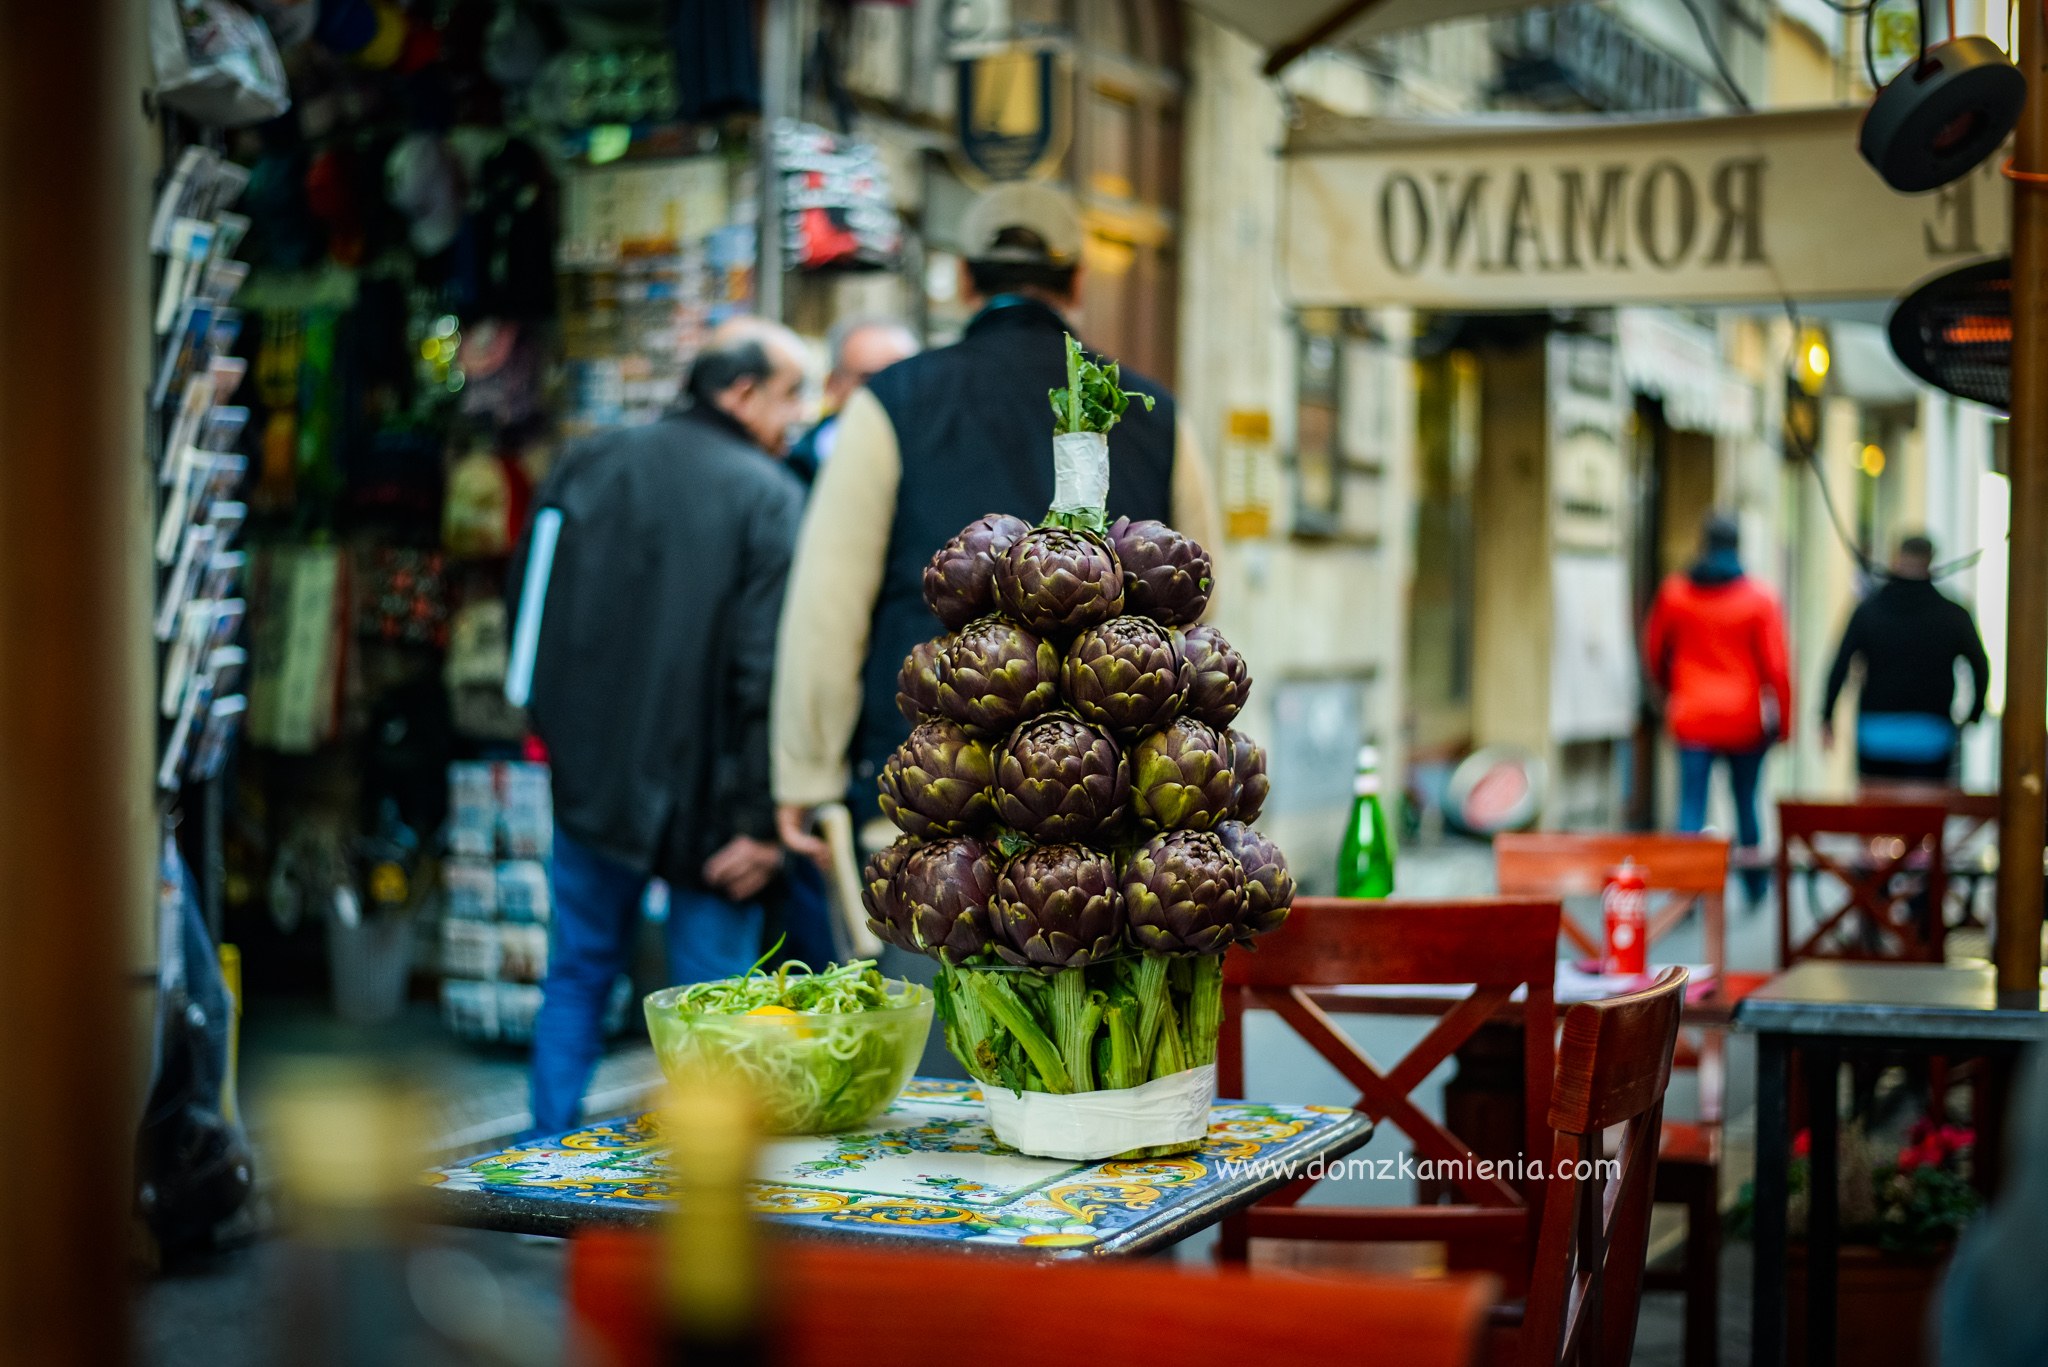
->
[641, 978, 933, 1135]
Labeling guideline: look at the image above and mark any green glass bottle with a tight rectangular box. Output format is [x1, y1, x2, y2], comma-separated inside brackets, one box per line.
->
[1336, 744, 1395, 898]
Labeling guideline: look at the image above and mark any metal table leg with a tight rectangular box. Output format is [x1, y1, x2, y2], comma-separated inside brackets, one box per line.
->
[1753, 1032, 1789, 1367]
[1807, 1043, 1839, 1367]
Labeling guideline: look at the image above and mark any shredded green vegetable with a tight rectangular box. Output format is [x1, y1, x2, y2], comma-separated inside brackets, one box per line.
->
[647, 953, 930, 1134]
[666, 953, 897, 1015]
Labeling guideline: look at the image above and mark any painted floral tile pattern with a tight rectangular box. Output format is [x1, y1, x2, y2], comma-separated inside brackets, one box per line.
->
[428, 1077, 1362, 1254]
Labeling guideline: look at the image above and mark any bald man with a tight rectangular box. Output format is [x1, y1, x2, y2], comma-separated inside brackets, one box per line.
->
[510, 317, 809, 1132]
[788, 317, 920, 487]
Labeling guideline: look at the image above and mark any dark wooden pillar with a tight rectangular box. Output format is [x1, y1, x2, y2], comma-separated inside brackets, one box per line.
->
[1999, 0, 2048, 999]
[0, 0, 149, 1361]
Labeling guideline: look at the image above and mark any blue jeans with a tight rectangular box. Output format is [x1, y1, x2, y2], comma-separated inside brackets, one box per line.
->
[777, 856, 837, 968]
[1677, 746, 1768, 901]
[529, 826, 765, 1133]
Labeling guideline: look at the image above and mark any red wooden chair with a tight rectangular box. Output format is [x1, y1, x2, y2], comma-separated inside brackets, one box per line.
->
[1855, 784, 2001, 933]
[567, 1231, 1498, 1367]
[1216, 897, 1561, 1291]
[1493, 832, 1729, 972]
[1495, 833, 1732, 1367]
[1510, 967, 1688, 1367]
[1776, 800, 1948, 964]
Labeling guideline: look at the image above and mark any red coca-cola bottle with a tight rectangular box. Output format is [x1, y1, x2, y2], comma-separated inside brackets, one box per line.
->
[1602, 859, 1648, 976]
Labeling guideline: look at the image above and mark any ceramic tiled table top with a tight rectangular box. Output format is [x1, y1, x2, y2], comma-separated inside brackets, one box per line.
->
[424, 1077, 1372, 1256]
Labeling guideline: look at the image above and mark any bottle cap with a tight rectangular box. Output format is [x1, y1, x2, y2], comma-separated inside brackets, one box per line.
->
[1356, 744, 1380, 772]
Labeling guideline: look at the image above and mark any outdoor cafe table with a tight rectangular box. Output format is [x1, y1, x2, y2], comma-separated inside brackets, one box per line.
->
[1737, 960, 2048, 1367]
[1311, 958, 1756, 1020]
[422, 1077, 1374, 1257]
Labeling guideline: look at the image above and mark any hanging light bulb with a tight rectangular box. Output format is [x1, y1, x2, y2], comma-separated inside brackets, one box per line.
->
[1796, 326, 1832, 394]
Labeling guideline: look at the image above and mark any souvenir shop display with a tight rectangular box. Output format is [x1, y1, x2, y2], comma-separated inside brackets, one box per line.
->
[150, 149, 254, 795]
[775, 120, 903, 273]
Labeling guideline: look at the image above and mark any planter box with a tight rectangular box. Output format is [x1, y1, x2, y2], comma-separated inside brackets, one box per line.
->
[1786, 1243, 1946, 1367]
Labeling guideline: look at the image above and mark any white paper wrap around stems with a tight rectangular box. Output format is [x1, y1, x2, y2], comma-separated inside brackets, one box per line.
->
[1050, 431, 1110, 517]
[982, 1064, 1216, 1160]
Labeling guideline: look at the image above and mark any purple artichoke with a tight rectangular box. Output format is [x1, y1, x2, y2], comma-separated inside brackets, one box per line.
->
[991, 844, 1124, 968]
[1122, 830, 1246, 956]
[898, 837, 999, 965]
[1107, 517, 1213, 627]
[896, 637, 948, 725]
[1225, 728, 1269, 823]
[993, 527, 1125, 637]
[861, 838, 922, 951]
[1179, 624, 1251, 728]
[877, 720, 995, 839]
[935, 615, 1059, 738]
[924, 514, 1032, 630]
[1130, 716, 1235, 832]
[1060, 615, 1190, 740]
[992, 711, 1129, 843]
[1216, 821, 1294, 940]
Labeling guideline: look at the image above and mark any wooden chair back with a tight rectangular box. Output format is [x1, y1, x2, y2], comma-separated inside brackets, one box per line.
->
[1517, 967, 1688, 1367]
[1857, 785, 2000, 931]
[1494, 832, 1731, 974]
[1218, 897, 1561, 1285]
[566, 1231, 1498, 1367]
[1776, 800, 1948, 965]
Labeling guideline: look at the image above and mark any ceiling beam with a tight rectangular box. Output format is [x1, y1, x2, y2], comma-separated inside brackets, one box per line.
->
[1263, 0, 1394, 77]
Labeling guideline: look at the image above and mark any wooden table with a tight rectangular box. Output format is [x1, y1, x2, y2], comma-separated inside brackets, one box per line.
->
[423, 1076, 1374, 1258]
[1312, 959, 1746, 1016]
[1736, 961, 2048, 1367]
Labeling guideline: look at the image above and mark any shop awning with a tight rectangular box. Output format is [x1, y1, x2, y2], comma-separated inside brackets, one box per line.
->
[1281, 103, 2011, 309]
[1183, 0, 1539, 74]
[1617, 309, 1758, 437]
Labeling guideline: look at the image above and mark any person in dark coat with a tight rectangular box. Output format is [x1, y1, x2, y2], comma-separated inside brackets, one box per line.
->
[1821, 533, 1989, 782]
[509, 317, 808, 1132]
[769, 183, 1220, 865]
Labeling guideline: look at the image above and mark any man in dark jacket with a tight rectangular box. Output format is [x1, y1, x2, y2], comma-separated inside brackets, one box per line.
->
[509, 317, 808, 1131]
[769, 183, 1220, 858]
[1821, 533, 1989, 781]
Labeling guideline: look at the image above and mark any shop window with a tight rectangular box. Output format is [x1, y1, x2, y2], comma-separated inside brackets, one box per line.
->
[1289, 310, 1392, 544]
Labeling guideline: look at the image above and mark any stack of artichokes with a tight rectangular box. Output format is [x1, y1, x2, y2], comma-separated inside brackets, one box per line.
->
[862, 504, 1295, 1108]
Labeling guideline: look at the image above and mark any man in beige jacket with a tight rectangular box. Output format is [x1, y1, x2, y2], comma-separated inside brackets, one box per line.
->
[771, 183, 1219, 868]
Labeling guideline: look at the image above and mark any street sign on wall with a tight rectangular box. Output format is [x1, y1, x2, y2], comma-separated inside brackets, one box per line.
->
[952, 43, 1068, 184]
[1282, 104, 2008, 307]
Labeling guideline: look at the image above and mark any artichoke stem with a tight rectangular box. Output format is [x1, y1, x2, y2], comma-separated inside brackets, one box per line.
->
[1131, 952, 1172, 1066]
[1041, 506, 1108, 535]
[1103, 1002, 1142, 1090]
[1152, 990, 1188, 1079]
[969, 970, 1072, 1094]
[1053, 968, 1103, 1093]
[929, 970, 973, 1081]
[944, 967, 998, 1084]
[1185, 953, 1226, 1066]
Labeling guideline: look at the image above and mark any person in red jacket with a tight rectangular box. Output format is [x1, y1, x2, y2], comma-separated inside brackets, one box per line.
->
[1643, 513, 1793, 899]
